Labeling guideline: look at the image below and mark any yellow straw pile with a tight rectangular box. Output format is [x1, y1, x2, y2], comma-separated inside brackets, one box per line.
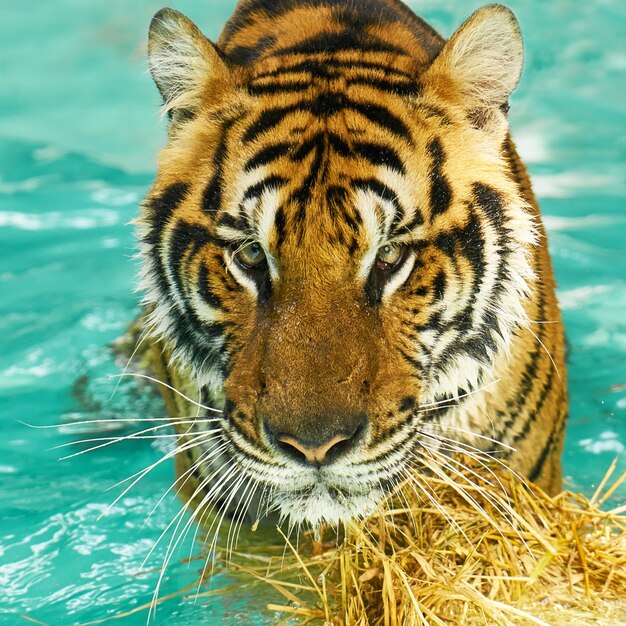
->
[239, 458, 626, 626]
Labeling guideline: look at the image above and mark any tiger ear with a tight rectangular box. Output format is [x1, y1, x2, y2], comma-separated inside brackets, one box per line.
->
[148, 8, 230, 119]
[424, 4, 523, 131]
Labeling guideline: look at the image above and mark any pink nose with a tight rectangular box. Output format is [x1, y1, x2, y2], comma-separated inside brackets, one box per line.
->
[263, 415, 367, 466]
[277, 433, 353, 465]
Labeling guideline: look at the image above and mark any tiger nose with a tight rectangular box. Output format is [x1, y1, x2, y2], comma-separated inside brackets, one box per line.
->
[264, 418, 366, 467]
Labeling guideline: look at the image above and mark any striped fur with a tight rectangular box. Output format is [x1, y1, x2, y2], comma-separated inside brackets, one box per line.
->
[138, 0, 567, 526]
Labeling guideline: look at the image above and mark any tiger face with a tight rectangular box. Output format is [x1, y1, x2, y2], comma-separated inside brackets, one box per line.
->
[139, 0, 566, 526]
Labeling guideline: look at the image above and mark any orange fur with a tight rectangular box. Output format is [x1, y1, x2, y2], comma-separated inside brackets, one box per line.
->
[137, 1, 567, 526]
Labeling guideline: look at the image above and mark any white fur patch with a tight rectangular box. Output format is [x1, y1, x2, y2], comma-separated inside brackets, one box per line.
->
[444, 5, 523, 108]
[224, 249, 259, 299]
[382, 253, 416, 301]
[148, 8, 226, 115]
[356, 187, 385, 280]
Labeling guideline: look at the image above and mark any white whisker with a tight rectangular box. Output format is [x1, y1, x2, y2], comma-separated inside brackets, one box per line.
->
[148, 440, 230, 526]
[109, 320, 155, 402]
[401, 467, 467, 540]
[55, 420, 200, 457]
[108, 373, 222, 413]
[187, 468, 248, 594]
[526, 323, 562, 381]
[147, 463, 240, 619]
[408, 448, 531, 556]
[21, 416, 217, 429]
[416, 377, 502, 411]
[100, 431, 215, 519]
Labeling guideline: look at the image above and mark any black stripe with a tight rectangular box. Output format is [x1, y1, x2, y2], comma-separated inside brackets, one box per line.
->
[202, 116, 241, 215]
[153, 218, 233, 375]
[495, 301, 548, 443]
[224, 0, 407, 26]
[345, 76, 420, 96]
[251, 59, 337, 81]
[413, 310, 443, 333]
[355, 177, 407, 243]
[350, 99, 411, 140]
[511, 362, 557, 446]
[197, 263, 225, 311]
[274, 205, 287, 248]
[245, 142, 292, 171]
[434, 210, 485, 281]
[144, 182, 190, 246]
[243, 95, 411, 143]
[290, 135, 325, 217]
[399, 396, 417, 412]
[433, 270, 446, 300]
[461, 330, 498, 364]
[222, 0, 443, 56]
[166, 307, 228, 374]
[255, 270, 272, 305]
[457, 210, 485, 311]
[326, 185, 351, 227]
[228, 35, 278, 65]
[472, 181, 513, 304]
[309, 92, 345, 117]
[168, 222, 214, 300]
[471, 181, 513, 339]
[354, 178, 401, 209]
[400, 350, 425, 372]
[415, 104, 452, 125]
[402, 210, 424, 234]
[343, 211, 363, 235]
[291, 132, 325, 162]
[247, 80, 312, 95]
[326, 184, 349, 207]
[243, 104, 301, 143]
[510, 307, 547, 413]
[251, 58, 415, 82]
[295, 132, 403, 175]
[428, 211, 488, 371]
[427, 138, 452, 217]
[242, 174, 289, 202]
[527, 412, 565, 483]
[327, 132, 351, 157]
[275, 30, 406, 56]
[217, 212, 250, 233]
[144, 186, 193, 334]
[472, 182, 506, 231]
[353, 142, 406, 174]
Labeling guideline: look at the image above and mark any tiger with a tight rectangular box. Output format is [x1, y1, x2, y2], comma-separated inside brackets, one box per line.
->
[136, 0, 567, 528]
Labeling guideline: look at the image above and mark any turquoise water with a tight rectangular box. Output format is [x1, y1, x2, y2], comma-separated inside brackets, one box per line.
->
[1, 1, 625, 624]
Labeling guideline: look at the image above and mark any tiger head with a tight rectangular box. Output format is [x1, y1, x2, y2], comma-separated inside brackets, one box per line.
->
[139, 2, 536, 526]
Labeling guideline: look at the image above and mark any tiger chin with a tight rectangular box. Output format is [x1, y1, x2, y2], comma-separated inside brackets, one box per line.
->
[136, 0, 567, 529]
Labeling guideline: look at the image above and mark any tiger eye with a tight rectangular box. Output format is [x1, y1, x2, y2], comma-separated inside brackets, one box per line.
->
[376, 243, 403, 270]
[236, 242, 266, 269]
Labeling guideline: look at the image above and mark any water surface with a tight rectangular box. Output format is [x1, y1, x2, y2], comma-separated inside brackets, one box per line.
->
[1, 1, 625, 624]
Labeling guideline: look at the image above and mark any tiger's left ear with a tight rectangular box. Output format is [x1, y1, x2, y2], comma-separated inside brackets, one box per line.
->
[424, 4, 523, 132]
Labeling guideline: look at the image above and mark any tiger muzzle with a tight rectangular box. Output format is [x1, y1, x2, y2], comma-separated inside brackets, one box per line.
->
[252, 288, 379, 466]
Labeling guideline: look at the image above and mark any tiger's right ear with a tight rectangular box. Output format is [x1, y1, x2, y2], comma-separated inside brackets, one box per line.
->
[148, 8, 230, 119]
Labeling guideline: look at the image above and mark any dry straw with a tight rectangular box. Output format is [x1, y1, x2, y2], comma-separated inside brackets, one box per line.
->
[68, 456, 626, 626]
[236, 456, 626, 626]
